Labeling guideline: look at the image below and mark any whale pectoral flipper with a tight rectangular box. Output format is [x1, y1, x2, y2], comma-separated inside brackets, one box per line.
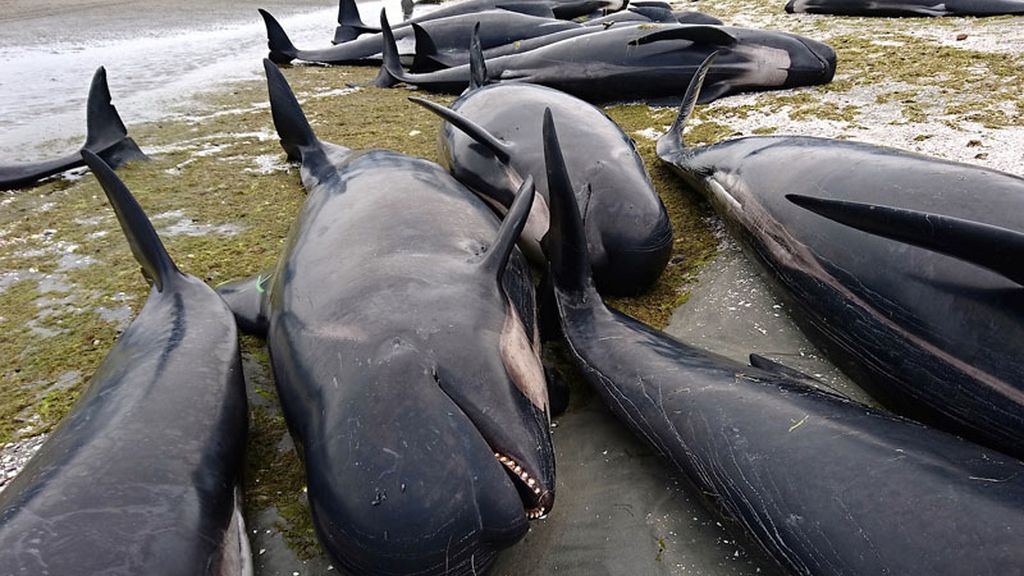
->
[786, 194, 1024, 287]
[84, 67, 147, 169]
[215, 270, 274, 337]
[481, 176, 536, 278]
[748, 353, 845, 395]
[217, 487, 254, 576]
[408, 97, 514, 163]
[629, 25, 737, 47]
[494, 2, 557, 18]
[81, 151, 179, 292]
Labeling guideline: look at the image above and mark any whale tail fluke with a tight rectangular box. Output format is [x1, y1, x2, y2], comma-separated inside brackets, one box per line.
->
[81, 150, 179, 292]
[541, 109, 596, 298]
[262, 59, 320, 162]
[655, 51, 716, 160]
[259, 9, 299, 64]
[786, 194, 1024, 287]
[83, 67, 148, 169]
[334, 0, 381, 44]
[373, 9, 410, 88]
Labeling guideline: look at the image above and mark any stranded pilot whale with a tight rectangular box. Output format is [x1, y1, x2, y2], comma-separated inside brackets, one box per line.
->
[0, 67, 147, 191]
[656, 55, 1024, 460]
[261, 7, 578, 66]
[786, 0, 1024, 16]
[0, 153, 249, 575]
[409, 29, 672, 295]
[215, 60, 555, 575]
[540, 106, 1024, 576]
[332, 0, 626, 42]
[375, 12, 836, 105]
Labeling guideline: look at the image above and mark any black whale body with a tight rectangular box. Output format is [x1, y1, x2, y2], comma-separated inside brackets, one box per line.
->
[216, 61, 555, 575]
[656, 56, 1024, 460]
[332, 0, 626, 42]
[539, 105, 1024, 576]
[786, 0, 1024, 16]
[376, 16, 837, 105]
[0, 67, 146, 191]
[0, 153, 249, 575]
[583, 4, 724, 25]
[411, 76, 672, 295]
[262, 8, 579, 65]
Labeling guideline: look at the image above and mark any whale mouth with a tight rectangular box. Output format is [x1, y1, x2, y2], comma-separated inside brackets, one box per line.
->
[495, 452, 552, 519]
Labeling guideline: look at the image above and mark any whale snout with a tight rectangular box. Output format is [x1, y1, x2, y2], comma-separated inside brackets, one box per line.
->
[788, 36, 838, 86]
[591, 203, 674, 296]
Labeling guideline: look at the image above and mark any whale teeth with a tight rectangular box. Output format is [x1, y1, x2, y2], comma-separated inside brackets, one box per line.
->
[494, 452, 547, 507]
[526, 506, 548, 520]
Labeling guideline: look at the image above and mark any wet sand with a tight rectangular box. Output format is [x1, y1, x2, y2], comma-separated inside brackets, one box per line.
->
[0, 0, 394, 160]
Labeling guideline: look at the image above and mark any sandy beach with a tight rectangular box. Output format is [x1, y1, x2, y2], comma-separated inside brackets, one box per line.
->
[0, 0, 395, 160]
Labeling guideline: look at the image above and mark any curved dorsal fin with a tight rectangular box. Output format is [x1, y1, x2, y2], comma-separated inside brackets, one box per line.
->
[786, 194, 1024, 287]
[82, 66, 148, 168]
[83, 67, 129, 151]
[373, 9, 414, 88]
[81, 150, 179, 292]
[408, 97, 514, 163]
[263, 59, 326, 162]
[410, 23, 443, 73]
[480, 176, 536, 279]
[334, 0, 381, 44]
[541, 109, 593, 297]
[655, 51, 716, 159]
[259, 9, 299, 64]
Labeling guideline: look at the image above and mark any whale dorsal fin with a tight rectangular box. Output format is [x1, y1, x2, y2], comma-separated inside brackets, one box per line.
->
[374, 9, 414, 88]
[263, 60, 332, 162]
[334, 0, 381, 44]
[480, 176, 536, 279]
[655, 51, 716, 159]
[259, 9, 299, 64]
[786, 194, 1024, 287]
[83, 67, 148, 168]
[410, 24, 448, 73]
[469, 22, 488, 91]
[541, 109, 594, 297]
[629, 25, 736, 47]
[81, 151, 179, 292]
[83, 67, 129, 151]
[408, 97, 514, 163]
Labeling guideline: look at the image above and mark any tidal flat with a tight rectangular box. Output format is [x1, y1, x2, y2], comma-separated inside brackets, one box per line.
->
[0, 0, 1022, 573]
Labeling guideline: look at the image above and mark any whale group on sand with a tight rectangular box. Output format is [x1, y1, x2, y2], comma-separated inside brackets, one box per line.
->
[1, 0, 1022, 575]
